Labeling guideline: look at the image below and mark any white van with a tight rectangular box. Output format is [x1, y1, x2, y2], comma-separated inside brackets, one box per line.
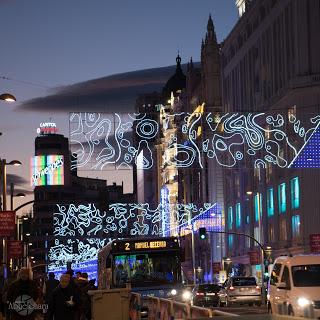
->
[268, 255, 320, 318]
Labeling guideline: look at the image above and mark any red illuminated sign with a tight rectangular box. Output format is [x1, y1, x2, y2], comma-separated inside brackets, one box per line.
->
[0, 211, 16, 236]
[8, 241, 24, 258]
[249, 251, 261, 265]
[310, 234, 320, 253]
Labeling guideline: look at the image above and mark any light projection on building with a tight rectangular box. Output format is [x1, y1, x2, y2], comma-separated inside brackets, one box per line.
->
[69, 111, 320, 170]
[30, 155, 64, 186]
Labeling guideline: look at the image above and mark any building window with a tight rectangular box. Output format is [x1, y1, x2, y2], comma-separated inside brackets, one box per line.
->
[254, 226, 261, 245]
[279, 218, 287, 240]
[268, 224, 275, 242]
[236, 203, 241, 228]
[228, 206, 233, 230]
[245, 230, 251, 248]
[290, 177, 300, 209]
[235, 174, 240, 198]
[228, 234, 234, 248]
[278, 183, 286, 213]
[292, 215, 301, 239]
[246, 215, 250, 224]
[267, 188, 274, 217]
[254, 193, 262, 222]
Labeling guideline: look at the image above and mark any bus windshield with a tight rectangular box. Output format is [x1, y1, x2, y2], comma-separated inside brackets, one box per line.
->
[113, 252, 180, 287]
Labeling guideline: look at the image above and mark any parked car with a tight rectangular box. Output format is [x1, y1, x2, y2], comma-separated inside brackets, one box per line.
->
[268, 255, 320, 318]
[191, 284, 222, 307]
[219, 276, 262, 306]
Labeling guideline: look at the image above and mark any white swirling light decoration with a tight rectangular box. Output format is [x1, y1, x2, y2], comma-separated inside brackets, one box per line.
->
[49, 202, 223, 272]
[69, 112, 320, 169]
[53, 202, 221, 238]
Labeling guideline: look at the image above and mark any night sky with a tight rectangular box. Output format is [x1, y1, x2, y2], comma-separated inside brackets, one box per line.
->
[0, 0, 238, 212]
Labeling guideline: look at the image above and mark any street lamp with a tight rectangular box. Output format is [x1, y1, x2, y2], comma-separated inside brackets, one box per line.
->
[0, 93, 16, 102]
[1, 159, 22, 210]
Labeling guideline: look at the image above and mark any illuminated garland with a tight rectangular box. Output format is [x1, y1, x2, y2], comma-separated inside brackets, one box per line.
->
[53, 202, 221, 237]
[69, 112, 320, 170]
[49, 202, 223, 278]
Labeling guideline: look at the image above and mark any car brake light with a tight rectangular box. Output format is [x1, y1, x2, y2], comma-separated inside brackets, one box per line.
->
[196, 292, 204, 296]
[256, 286, 260, 291]
[229, 286, 235, 291]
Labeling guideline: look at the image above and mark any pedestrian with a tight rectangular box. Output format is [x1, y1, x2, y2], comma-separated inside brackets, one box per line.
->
[75, 273, 91, 320]
[47, 274, 80, 320]
[43, 272, 59, 319]
[6, 268, 39, 320]
[2, 269, 18, 319]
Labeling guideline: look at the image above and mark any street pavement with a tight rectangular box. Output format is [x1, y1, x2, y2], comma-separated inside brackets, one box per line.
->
[214, 305, 268, 316]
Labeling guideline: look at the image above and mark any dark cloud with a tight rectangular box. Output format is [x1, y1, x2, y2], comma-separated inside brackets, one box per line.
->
[17, 64, 196, 113]
[6, 174, 28, 186]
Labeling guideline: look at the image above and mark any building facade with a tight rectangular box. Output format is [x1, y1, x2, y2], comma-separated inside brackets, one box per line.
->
[30, 133, 134, 277]
[221, 0, 320, 278]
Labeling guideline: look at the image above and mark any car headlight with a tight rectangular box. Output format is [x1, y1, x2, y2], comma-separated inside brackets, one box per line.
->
[297, 297, 311, 308]
[171, 289, 177, 296]
[182, 290, 191, 300]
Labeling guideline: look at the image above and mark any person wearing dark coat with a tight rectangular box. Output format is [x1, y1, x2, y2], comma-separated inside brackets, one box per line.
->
[44, 273, 59, 304]
[47, 274, 80, 320]
[7, 268, 39, 320]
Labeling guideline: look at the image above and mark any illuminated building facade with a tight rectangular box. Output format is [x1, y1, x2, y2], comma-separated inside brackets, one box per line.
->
[222, 0, 320, 277]
[30, 133, 134, 276]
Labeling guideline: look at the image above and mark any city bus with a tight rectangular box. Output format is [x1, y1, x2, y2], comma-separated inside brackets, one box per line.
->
[98, 237, 183, 297]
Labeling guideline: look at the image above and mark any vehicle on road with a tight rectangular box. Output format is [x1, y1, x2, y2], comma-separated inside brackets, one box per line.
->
[98, 237, 183, 298]
[219, 276, 262, 306]
[190, 284, 222, 307]
[268, 255, 320, 318]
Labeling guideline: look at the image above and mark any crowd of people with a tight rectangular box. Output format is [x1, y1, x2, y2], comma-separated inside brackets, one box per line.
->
[0, 268, 97, 320]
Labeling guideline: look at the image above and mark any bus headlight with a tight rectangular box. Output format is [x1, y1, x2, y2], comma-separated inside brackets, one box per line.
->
[182, 290, 191, 301]
[297, 297, 311, 308]
[171, 289, 177, 296]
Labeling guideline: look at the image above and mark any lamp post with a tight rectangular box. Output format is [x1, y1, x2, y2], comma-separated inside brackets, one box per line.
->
[1, 159, 22, 210]
[14, 200, 35, 268]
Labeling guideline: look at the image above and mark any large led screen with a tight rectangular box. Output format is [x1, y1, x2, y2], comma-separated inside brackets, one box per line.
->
[31, 155, 64, 186]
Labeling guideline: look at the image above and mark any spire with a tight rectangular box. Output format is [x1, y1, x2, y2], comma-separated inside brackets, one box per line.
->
[207, 14, 214, 32]
[176, 53, 182, 68]
[187, 57, 194, 72]
[206, 14, 217, 43]
[162, 54, 186, 99]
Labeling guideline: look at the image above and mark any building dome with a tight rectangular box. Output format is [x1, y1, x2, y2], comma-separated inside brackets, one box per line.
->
[162, 54, 186, 99]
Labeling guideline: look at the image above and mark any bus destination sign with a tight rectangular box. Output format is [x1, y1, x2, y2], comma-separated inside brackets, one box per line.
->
[113, 238, 179, 253]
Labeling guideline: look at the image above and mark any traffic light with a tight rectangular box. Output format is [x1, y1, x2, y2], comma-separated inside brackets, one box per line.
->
[199, 227, 207, 240]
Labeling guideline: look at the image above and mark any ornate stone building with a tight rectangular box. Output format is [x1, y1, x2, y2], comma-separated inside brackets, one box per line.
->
[221, 0, 320, 278]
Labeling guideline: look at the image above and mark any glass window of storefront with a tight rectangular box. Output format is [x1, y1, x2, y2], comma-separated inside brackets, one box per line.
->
[254, 193, 262, 222]
[236, 203, 241, 228]
[228, 206, 233, 230]
[292, 214, 301, 238]
[278, 183, 286, 213]
[228, 234, 234, 248]
[279, 217, 287, 240]
[267, 188, 274, 217]
[290, 177, 300, 209]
